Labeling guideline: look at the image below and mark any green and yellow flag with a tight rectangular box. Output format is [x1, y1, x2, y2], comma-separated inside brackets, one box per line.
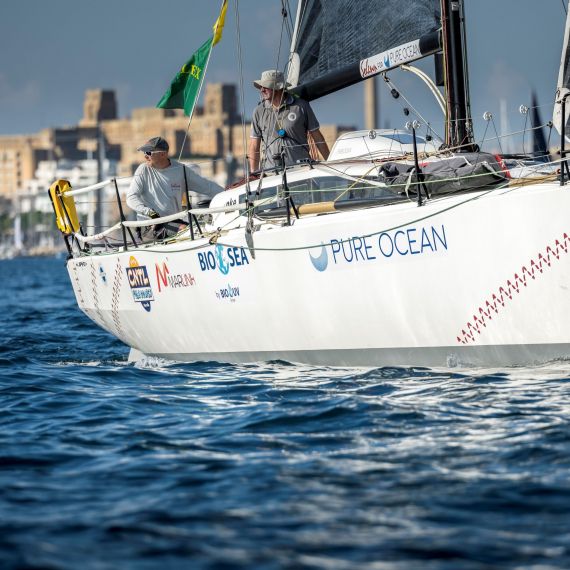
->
[157, 0, 227, 116]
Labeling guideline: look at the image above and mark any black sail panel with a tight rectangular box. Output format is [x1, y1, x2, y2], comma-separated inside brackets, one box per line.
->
[291, 0, 441, 89]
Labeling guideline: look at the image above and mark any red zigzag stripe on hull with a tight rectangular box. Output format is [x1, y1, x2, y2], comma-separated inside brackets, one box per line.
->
[456, 233, 570, 344]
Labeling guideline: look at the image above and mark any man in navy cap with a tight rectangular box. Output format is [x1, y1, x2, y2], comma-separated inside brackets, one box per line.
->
[248, 70, 329, 172]
[127, 136, 223, 237]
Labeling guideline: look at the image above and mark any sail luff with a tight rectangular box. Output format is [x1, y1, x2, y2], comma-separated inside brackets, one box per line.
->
[553, 8, 570, 136]
[286, 0, 306, 87]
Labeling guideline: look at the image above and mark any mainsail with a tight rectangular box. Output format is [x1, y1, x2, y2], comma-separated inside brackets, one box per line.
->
[289, 0, 441, 101]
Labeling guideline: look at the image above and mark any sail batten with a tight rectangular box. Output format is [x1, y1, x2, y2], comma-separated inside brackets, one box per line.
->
[289, 0, 441, 99]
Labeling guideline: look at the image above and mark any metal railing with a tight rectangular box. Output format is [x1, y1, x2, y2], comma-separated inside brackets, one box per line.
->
[49, 177, 248, 255]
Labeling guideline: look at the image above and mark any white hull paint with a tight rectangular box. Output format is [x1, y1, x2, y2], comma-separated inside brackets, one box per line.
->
[68, 180, 570, 367]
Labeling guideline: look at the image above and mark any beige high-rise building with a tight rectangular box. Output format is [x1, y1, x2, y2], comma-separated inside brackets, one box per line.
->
[80, 90, 118, 127]
[0, 131, 54, 199]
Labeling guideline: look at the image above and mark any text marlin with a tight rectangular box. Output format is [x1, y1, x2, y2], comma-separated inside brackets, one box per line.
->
[155, 262, 196, 293]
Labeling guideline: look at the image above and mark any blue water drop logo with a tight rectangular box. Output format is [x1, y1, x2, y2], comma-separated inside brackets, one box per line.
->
[309, 244, 328, 272]
[216, 244, 230, 275]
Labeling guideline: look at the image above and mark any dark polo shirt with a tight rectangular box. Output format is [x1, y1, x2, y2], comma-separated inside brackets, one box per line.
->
[250, 94, 320, 169]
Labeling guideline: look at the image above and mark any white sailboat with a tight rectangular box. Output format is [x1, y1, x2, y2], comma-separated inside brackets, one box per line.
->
[50, 0, 570, 367]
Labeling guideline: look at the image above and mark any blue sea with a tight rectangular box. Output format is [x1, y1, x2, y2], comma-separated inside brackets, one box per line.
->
[1, 256, 570, 569]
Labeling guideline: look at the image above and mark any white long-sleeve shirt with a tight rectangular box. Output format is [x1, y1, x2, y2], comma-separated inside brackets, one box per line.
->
[126, 160, 223, 219]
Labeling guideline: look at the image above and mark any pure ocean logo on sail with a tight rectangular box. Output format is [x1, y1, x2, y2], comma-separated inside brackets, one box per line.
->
[309, 224, 448, 270]
[360, 39, 422, 78]
[197, 244, 250, 275]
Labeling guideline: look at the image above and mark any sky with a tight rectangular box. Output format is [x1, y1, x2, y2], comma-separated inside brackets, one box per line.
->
[0, 0, 567, 152]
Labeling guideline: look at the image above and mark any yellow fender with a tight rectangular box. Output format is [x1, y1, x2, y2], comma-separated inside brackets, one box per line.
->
[49, 179, 80, 234]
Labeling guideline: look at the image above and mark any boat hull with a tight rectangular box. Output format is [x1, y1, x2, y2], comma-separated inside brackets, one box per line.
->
[67, 181, 570, 367]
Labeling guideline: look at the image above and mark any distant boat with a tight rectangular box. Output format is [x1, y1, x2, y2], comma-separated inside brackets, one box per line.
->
[49, 0, 570, 367]
[14, 212, 23, 253]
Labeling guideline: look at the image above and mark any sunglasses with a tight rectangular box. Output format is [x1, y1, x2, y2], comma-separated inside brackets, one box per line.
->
[144, 150, 164, 157]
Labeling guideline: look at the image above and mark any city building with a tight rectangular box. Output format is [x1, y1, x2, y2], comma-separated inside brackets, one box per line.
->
[0, 84, 355, 253]
[0, 83, 354, 199]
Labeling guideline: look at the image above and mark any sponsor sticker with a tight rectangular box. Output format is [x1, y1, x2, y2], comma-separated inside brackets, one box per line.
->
[360, 39, 422, 78]
[215, 283, 240, 302]
[309, 224, 448, 271]
[155, 261, 196, 293]
[126, 256, 154, 312]
[197, 244, 250, 275]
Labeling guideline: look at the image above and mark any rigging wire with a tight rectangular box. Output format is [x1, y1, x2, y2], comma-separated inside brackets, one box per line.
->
[562, 0, 568, 15]
[478, 118, 491, 152]
[478, 112, 504, 156]
[521, 107, 530, 155]
[125, 178, 513, 256]
[546, 123, 554, 154]
[281, 0, 294, 41]
[233, 0, 250, 180]
[490, 116, 504, 156]
[382, 74, 445, 144]
[75, 149, 559, 247]
[257, 6, 292, 171]
[459, 0, 474, 143]
[72, 137, 561, 250]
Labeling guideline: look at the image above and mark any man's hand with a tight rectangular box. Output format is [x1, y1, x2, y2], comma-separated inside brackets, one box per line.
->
[148, 211, 165, 239]
[152, 223, 167, 240]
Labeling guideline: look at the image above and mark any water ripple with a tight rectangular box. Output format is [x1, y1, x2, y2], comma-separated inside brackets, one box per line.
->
[1, 257, 570, 569]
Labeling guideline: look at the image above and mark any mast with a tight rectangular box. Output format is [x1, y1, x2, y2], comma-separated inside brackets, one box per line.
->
[364, 78, 378, 130]
[441, 0, 474, 150]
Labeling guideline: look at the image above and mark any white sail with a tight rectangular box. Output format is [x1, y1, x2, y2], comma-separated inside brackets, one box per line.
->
[553, 9, 570, 135]
[14, 214, 22, 251]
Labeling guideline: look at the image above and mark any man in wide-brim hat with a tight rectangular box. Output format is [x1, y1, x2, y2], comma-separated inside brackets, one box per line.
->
[249, 69, 329, 172]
